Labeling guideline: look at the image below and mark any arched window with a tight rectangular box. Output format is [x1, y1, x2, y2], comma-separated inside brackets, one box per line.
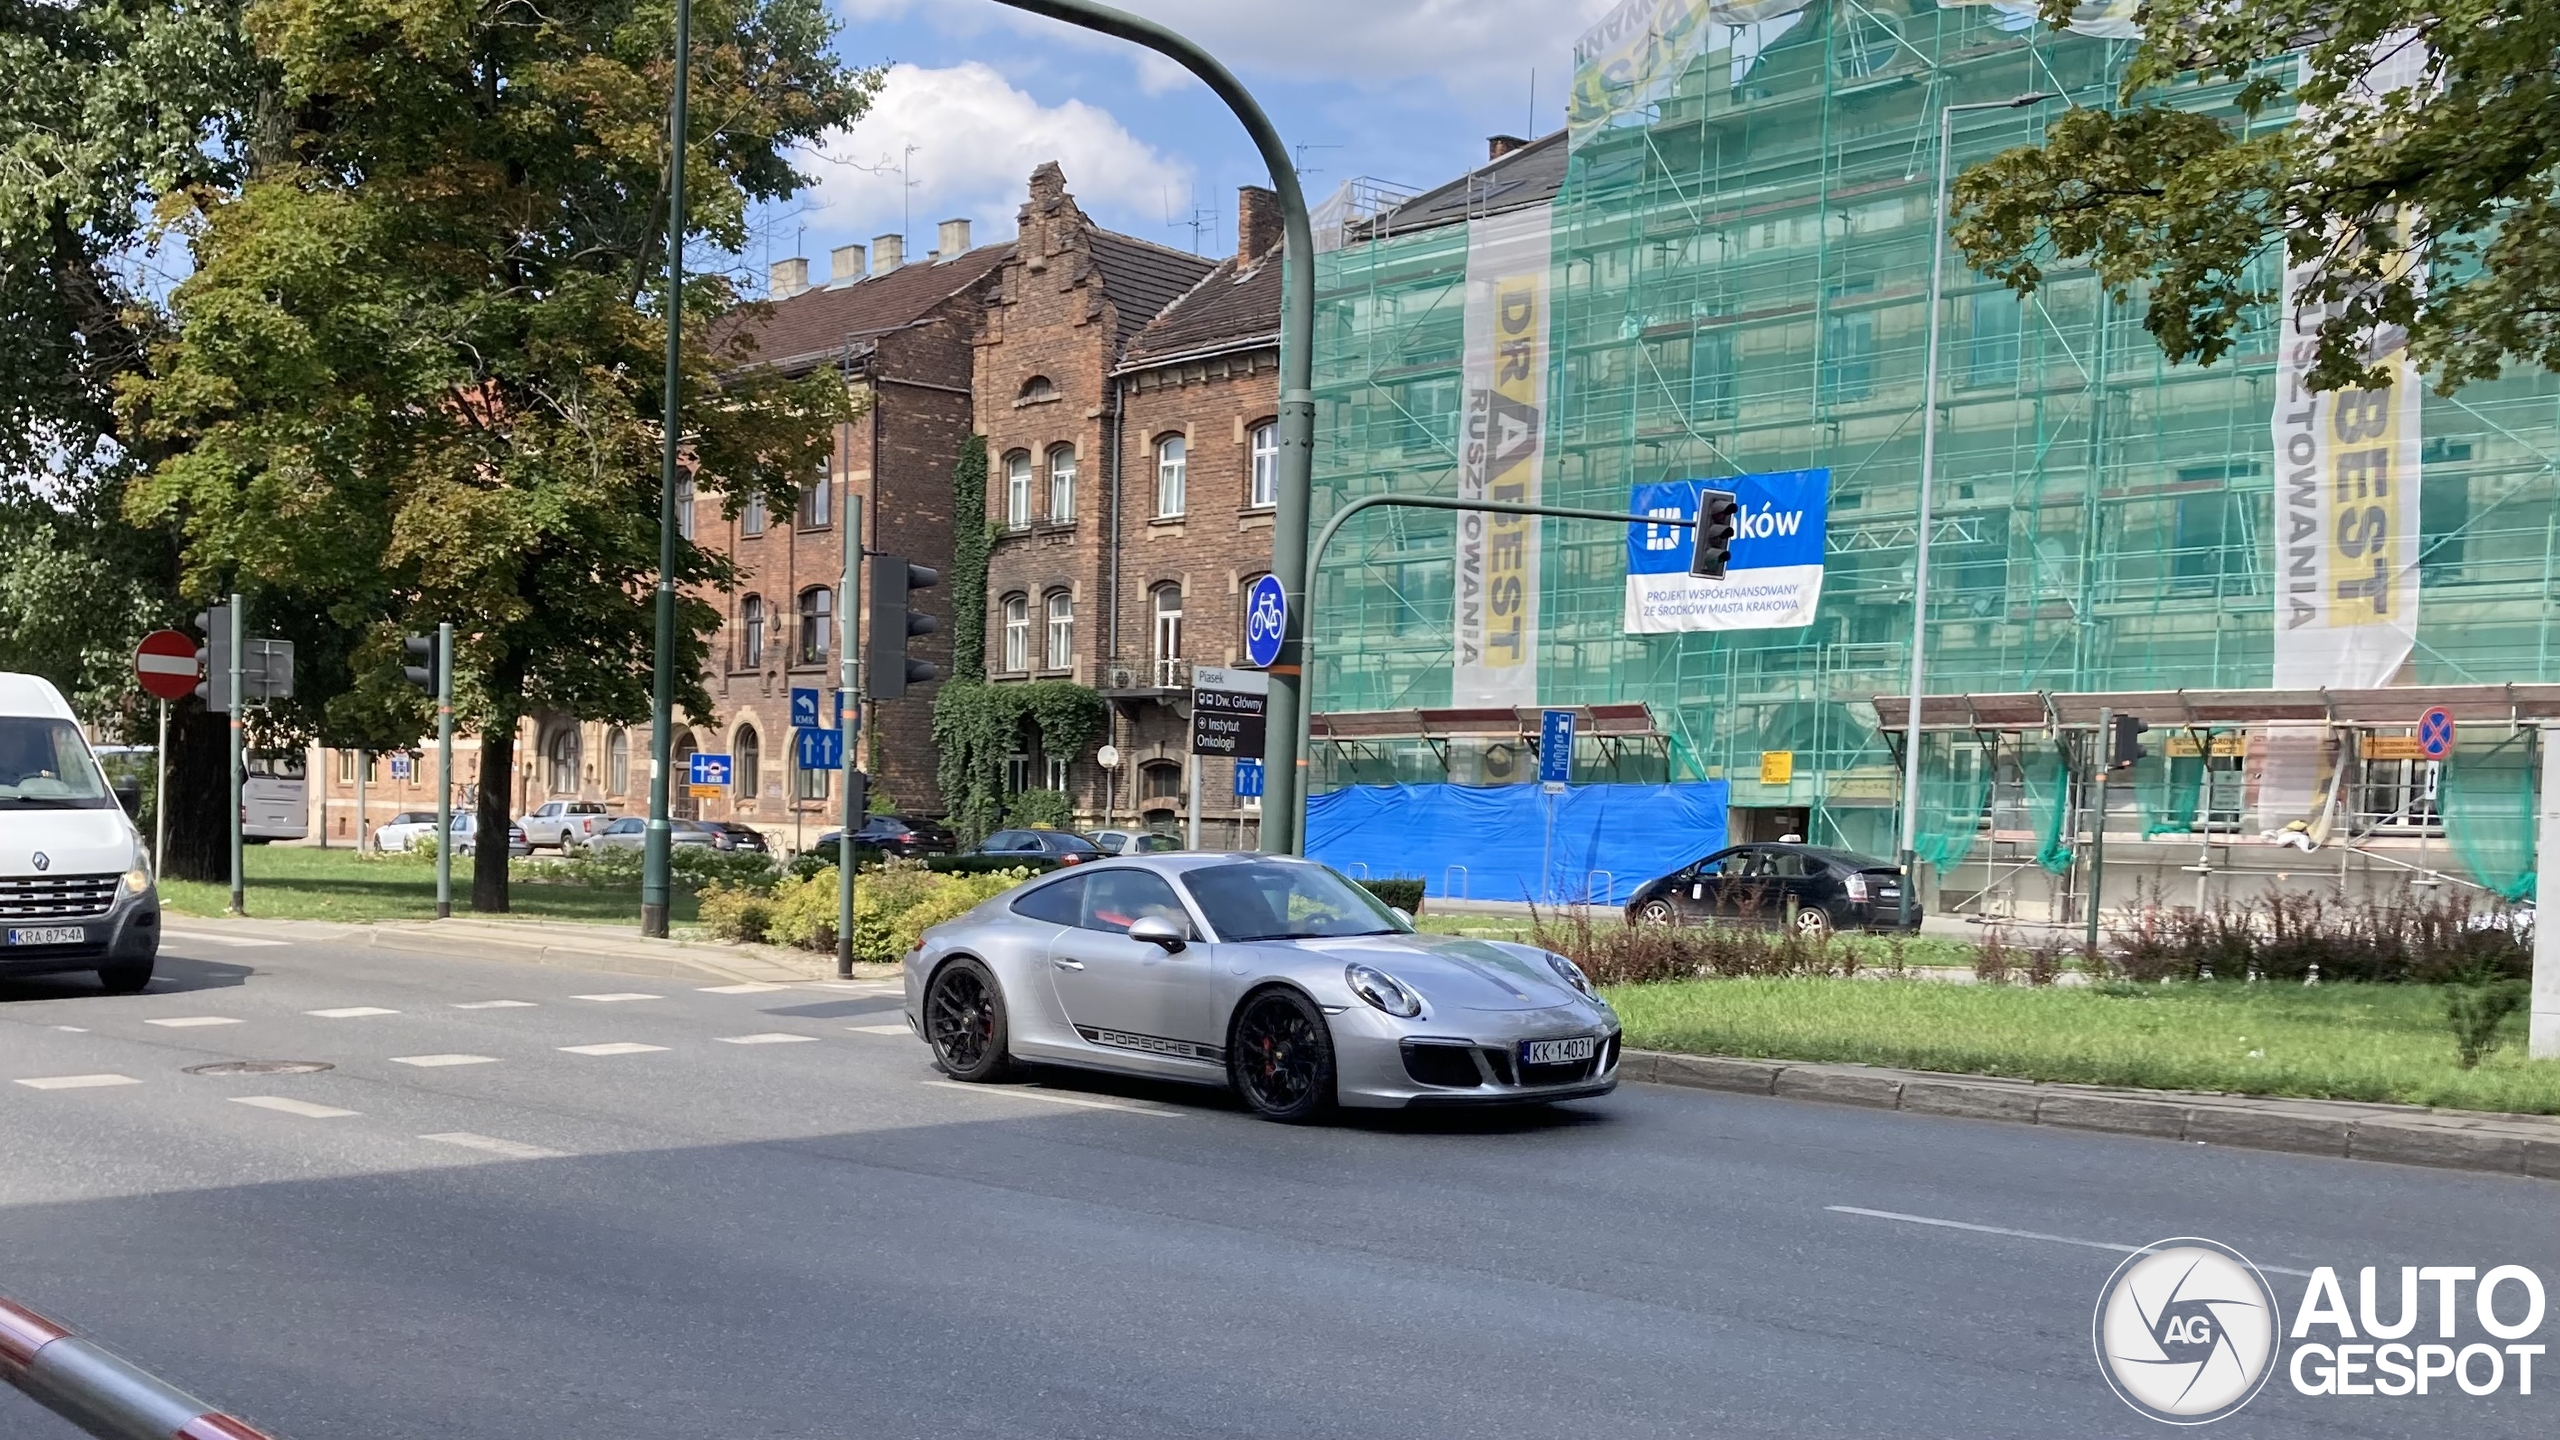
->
[1047, 445, 1076, 522]
[1017, 375, 1055, 402]
[736, 725, 761, 800]
[1249, 421, 1279, 509]
[545, 727, 579, 795]
[1044, 590, 1074, 670]
[1155, 435, 1186, 517]
[606, 728, 629, 795]
[740, 595, 766, 668]
[1004, 450, 1032, 528]
[670, 734, 699, 819]
[1001, 593, 1030, 672]
[797, 586, 832, 665]
[1151, 584, 1183, 676]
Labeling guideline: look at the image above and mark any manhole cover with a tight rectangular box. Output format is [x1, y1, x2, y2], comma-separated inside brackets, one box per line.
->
[184, 1060, 335, 1076]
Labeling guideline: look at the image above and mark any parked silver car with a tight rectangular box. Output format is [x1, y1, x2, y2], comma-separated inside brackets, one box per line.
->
[902, 853, 1620, 1121]
[584, 816, 719, 852]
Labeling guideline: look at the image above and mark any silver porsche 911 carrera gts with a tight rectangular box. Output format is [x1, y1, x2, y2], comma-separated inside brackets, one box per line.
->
[901, 852, 1621, 1121]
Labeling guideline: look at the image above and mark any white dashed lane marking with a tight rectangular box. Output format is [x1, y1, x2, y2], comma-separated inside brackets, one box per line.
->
[1823, 1207, 2316, 1279]
[230, 1095, 358, 1118]
[420, 1132, 565, 1159]
[307, 1007, 399, 1019]
[51, 1025, 86, 1033]
[451, 1000, 537, 1009]
[159, 930, 286, 948]
[847, 1025, 910, 1036]
[697, 983, 790, 994]
[716, 1033, 819, 1045]
[144, 1016, 241, 1028]
[569, 993, 662, 1003]
[921, 1080, 1182, 1119]
[558, 1042, 669, 1057]
[392, 1054, 501, 1068]
[15, 1074, 141, 1090]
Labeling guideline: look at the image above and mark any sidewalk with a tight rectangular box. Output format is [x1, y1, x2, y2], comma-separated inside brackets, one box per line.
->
[162, 913, 896, 986]
[1630, 1049, 2560, 1180]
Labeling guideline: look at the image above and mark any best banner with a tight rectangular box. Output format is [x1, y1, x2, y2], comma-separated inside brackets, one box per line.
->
[1452, 203, 1552, 708]
[1625, 469, 1829, 632]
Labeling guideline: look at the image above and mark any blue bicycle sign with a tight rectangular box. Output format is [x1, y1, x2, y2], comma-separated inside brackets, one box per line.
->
[1244, 574, 1286, 668]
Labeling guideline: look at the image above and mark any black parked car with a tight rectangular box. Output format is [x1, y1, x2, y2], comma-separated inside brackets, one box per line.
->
[1625, 843, 1916, 937]
[708, 822, 768, 854]
[812, 814, 956, 862]
[971, 828, 1102, 865]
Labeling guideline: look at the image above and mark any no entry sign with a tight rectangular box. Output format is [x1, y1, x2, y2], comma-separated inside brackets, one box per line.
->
[134, 630, 200, 701]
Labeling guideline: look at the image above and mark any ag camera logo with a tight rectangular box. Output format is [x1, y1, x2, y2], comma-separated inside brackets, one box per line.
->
[2093, 1239, 2281, 1425]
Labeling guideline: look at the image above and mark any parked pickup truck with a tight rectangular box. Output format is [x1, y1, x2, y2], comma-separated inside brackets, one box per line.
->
[516, 799, 611, 850]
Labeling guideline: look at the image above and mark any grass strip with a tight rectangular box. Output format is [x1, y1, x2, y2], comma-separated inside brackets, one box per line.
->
[158, 846, 697, 925]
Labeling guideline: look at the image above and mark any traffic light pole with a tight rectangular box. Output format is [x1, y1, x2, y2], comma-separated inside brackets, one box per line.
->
[436, 622, 455, 920]
[640, 0, 694, 940]
[226, 592, 244, 915]
[837, 493, 862, 980]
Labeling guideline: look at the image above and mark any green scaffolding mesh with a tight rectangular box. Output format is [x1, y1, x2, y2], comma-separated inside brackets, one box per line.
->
[2022, 745, 2076, 876]
[2440, 731, 2537, 901]
[2130, 742, 2210, 837]
[1912, 732, 1989, 871]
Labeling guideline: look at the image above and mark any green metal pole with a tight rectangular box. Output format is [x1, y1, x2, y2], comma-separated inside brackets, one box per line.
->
[435, 621, 454, 920]
[837, 492, 862, 979]
[641, 0, 693, 938]
[985, 0, 1314, 855]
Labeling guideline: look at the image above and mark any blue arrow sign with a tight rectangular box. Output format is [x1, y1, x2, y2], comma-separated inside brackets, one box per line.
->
[795, 727, 843, 772]
[790, 687, 820, 730]
[687, 752, 732, 787]
[1233, 757, 1265, 798]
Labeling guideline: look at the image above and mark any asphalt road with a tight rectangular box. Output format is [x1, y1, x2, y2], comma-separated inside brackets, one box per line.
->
[1, 926, 2552, 1440]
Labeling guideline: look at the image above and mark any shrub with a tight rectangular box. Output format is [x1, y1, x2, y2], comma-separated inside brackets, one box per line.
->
[1529, 906, 1852, 986]
[671, 846, 782, 893]
[757, 860, 1039, 958]
[767, 865, 843, 951]
[2444, 962, 2530, 1069]
[699, 883, 777, 944]
[1005, 788, 1072, 830]
[2104, 884, 2530, 985]
[1359, 877, 1426, 914]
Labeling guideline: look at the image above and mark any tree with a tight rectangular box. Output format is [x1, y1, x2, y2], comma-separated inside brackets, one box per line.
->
[1950, 1, 2560, 396]
[119, 0, 873, 908]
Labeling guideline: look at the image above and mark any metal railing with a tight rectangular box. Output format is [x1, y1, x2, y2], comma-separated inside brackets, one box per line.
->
[2, 1292, 282, 1439]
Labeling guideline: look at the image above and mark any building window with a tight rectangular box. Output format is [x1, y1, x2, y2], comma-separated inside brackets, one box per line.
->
[735, 726, 761, 800]
[1152, 583, 1183, 684]
[1689, 326, 1735, 421]
[1155, 435, 1186, 517]
[1822, 281, 1875, 402]
[740, 492, 767, 536]
[1001, 593, 1030, 672]
[1006, 753, 1032, 794]
[1045, 755, 1070, 792]
[1047, 445, 1076, 522]
[1044, 590, 1074, 671]
[1140, 761, 1181, 803]
[674, 475, 696, 541]
[606, 728, 629, 795]
[793, 750, 829, 801]
[337, 750, 354, 784]
[1249, 422, 1278, 509]
[1018, 375, 1054, 402]
[740, 595, 767, 668]
[546, 728, 578, 795]
[798, 461, 832, 530]
[797, 586, 832, 666]
[362, 751, 379, 784]
[1964, 288, 2022, 389]
[1004, 450, 1032, 528]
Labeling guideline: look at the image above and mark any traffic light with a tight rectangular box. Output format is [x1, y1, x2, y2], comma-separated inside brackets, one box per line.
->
[1689, 489, 1741, 579]
[866, 557, 940, 700]
[401, 634, 437, 693]
[2108, 714, 2149, 770]
[193, 604, 232, 711]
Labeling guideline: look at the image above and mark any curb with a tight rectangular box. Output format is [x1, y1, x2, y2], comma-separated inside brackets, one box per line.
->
[1624, 1049, 2560, 1181]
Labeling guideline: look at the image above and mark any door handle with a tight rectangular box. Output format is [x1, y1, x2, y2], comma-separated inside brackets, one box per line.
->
[1052, 958, 1084, 971]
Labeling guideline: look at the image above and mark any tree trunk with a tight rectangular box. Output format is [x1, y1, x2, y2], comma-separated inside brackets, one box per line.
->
[473, 721, 513, 912]
[160, 703, 235, 883]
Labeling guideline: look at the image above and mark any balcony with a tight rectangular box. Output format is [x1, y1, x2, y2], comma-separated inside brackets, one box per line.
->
[1099, 658, 1188, 699]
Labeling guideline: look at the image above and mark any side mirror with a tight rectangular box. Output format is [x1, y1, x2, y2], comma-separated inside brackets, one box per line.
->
[1127, 914, 1189, 952]
[113, 781, 143, 818]
[1389, 906, 1414, 928]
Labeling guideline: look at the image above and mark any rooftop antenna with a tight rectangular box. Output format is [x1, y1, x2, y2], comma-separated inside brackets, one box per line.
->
[1164, 184, 1219, 256]
[1529, 68, 1536, 136]
[1292, 142, 1340, 179]
[845, 142, 923, 253]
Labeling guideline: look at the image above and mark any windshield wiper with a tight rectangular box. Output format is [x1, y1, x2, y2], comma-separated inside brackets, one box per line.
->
[0, 795, 94, 808]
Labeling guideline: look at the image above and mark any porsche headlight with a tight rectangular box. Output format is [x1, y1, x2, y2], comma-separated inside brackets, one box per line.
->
[1543, 951, 1597, 999]
[1345, 963, 1423, 1019]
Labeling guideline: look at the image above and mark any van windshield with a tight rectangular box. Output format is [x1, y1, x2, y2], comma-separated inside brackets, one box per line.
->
[0, 718, 114, 809]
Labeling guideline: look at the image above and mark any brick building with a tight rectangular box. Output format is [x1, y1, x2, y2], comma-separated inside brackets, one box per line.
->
[975, 163, 1282, 844]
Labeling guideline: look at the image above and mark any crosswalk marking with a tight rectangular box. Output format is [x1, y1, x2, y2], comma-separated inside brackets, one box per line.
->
[847, 1024, 910, 1036]
[451, 1000, 537, 1009]
[229, 1095, 358, 1118]
[715, 1032, 819, 1045]
[160, 930, 287, 948]
[569, 993, 662, 1003]
[420, 1132, 565, 1159]
[557, 1042, 668, 1056]
[392, 1054, 500, 1067]
[15, 1074, 140, 1090]
[696, 982, 790, 994]
[144, 1016, 241, 1028]
[307, 1007, 399, 1019]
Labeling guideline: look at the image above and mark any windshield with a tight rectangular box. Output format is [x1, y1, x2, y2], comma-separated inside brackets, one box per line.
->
[1180, 860, 1408, 942]
[0, 718, 115, 809]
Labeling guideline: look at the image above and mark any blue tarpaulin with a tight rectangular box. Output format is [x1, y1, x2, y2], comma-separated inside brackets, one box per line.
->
[1306, 782, 1731, 906]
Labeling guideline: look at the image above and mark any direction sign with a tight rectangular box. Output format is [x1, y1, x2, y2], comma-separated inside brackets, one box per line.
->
[794, 727, 843, 772]
[687, 752, 733, 788]
[389, 755, 413, 781]
[1233, 757, 1265, 799]
[2417, 706, 2456, 760]
[1191, 666, 1270, 758]
[790, 687, 821, 730]
[134, 630, 199, 701]
[1243, 574, 1287, 669]
[1539, 709, 1575, 787]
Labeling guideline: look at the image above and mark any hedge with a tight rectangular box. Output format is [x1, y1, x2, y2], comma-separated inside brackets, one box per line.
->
[1359, 877, 1426, 914]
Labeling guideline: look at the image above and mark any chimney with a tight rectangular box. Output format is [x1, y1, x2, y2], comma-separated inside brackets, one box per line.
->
[1487, 134, 1529, 161]
[828, 243, 867, 287]
[1236, 185, 1281, 260]
[937, 218, 973, 257]
[769, 256, 809, 298]
[873, 232, 904, 272]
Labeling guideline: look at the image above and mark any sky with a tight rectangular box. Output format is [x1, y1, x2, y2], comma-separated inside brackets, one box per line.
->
[755, 0, 1621, 283]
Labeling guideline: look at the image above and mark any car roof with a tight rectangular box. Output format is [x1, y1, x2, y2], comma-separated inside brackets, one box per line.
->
[0, 672, 77, 722]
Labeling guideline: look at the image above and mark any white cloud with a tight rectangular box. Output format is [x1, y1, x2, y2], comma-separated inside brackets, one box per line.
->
[1132, 50, 1194, 96]
[803, 61, 1193, 253]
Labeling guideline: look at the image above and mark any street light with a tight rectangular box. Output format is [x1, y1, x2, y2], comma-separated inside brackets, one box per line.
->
[984, 0, 1316, 855]
[642, 0, 695, 938]
[1896, 91, 2055, 927]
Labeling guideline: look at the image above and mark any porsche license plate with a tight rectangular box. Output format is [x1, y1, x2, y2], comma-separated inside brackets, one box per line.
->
[6, 926, 86, 946]
[1520, 1035, 1597, 1065]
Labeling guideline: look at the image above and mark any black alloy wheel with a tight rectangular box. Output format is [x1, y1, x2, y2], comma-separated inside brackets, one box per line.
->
[1228, 988, 1336, 1123]
[925, 957, 1012, 1082]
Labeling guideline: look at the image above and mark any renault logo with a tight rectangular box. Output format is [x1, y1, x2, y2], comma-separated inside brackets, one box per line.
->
[31, 851, 50, 871]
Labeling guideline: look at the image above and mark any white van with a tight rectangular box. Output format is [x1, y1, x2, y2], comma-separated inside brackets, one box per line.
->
[0, 673, 159, 992]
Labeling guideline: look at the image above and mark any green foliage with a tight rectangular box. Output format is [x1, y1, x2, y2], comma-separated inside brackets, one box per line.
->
[749, 858, 1035, 958]
[932, 679, 1104, 844]
[514, 844, 777, 893]
[946, 434, 990, 679]
[2444, 963, 2530, 1070]
[1357, 878, 1426, 914]
[766, 864, 842, 950]
[698, 883, 776, 944]
[1004, 788, 1071, 830]
[1953, 0, 2560, 395]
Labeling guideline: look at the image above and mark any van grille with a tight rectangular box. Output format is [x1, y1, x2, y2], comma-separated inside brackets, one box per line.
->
[0, 873, 121, 920]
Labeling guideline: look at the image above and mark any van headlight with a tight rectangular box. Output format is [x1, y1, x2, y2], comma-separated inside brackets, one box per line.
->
[124, 844, 153, 896]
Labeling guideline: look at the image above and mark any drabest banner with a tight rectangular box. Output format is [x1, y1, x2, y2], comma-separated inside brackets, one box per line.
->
[1625, 469, 1828, 633]
[1451, 202, 1552, 708]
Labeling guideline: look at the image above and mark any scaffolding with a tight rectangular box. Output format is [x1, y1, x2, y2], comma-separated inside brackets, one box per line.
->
[1308, 2, 2560, 896]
